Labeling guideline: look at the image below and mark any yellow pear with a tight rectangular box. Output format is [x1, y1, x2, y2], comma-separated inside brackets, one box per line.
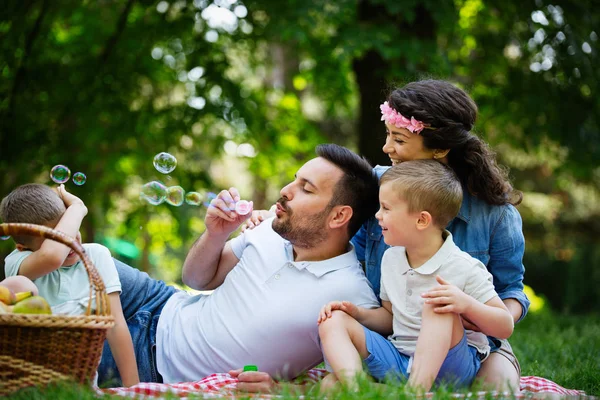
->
[0, 286, 16, 305]
[12, 296, 52, 315]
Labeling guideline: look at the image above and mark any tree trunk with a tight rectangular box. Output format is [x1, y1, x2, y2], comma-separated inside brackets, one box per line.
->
[353, 49, 388, 166]
[352, 1, 436, 166]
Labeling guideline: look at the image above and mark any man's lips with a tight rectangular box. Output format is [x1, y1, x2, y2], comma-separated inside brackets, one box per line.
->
[275, 203, 287, 216]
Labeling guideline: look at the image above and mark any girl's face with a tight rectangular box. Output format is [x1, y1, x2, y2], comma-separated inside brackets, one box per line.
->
[382, 123, 436, 165]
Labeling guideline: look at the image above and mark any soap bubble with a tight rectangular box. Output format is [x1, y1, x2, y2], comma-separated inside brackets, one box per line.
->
[50, 165, 71, 184]
[185, 191, 203, 206]
[140, 181, 168, 205]
[1, 235, 10, 241]
[153, 152, 177, 174]
[166, 186, 185, 206]
[72, 172, 87, 186]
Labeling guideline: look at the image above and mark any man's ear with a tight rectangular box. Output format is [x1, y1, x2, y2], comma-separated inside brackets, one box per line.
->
[416, 211, 432, 230]
[329, 205, 353, 230]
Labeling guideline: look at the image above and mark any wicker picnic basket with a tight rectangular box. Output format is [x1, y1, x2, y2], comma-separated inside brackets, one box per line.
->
[0, 223, 115, 395]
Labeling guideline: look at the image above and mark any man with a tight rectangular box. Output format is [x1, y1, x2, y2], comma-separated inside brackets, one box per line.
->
[99, 144, 380, 387]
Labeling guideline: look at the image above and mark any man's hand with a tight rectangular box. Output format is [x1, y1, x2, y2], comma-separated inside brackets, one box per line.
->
[421, 275, 475, 314]
[228, 368, 276, 393]
[317, 300, 360, 324]
[205, 188, 253, 238]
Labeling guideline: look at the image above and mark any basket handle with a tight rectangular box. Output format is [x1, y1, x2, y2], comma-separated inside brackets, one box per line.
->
[0, 223, 110, 317]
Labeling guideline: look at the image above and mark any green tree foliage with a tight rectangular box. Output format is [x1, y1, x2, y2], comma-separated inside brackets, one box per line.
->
[1, 0, 598, 311]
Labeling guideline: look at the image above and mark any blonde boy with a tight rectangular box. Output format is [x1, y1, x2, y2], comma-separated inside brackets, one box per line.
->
[0, 183, 139, 387]
[317, 160, 514, 392]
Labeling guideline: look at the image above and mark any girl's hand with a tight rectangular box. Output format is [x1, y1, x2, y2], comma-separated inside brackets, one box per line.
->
[421, 275, 475, 314]
[317, 300, 359, 324]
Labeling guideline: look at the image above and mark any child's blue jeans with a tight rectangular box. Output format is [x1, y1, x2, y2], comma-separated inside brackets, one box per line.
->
[98, 258, 177, 387]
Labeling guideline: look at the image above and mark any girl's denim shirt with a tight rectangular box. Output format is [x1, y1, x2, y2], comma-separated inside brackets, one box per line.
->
[352, 165, 530, 322]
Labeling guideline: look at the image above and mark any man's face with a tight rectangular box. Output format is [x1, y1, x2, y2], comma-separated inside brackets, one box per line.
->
[272, 157, 344, 248]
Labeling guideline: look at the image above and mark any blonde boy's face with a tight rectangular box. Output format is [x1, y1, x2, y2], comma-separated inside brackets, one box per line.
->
[16, 223, 82, 267]
[375, 182, 419, 247]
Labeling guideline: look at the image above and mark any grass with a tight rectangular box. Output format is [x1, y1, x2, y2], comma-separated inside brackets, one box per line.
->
[4, 310, 599, 399]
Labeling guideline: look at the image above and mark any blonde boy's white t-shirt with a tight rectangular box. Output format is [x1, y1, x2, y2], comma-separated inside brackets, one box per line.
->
[4, 243, 121, 315]
[380, 231, 497, 357]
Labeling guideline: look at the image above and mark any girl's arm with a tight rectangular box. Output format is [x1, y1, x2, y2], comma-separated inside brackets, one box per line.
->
[106, 292, 139, 387]
[422, 276, 514, 339]
[487, 205, 529, 323]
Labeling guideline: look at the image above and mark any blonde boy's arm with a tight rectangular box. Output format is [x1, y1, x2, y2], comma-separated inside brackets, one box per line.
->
[18, 199, 88, 280]
[319, 300, 393, 336]
[106, 292, 139, 387]
[354, 300, 394, 336]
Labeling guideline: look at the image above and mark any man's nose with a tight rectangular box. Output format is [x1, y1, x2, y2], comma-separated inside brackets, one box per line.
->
[279, 182, 293, 200]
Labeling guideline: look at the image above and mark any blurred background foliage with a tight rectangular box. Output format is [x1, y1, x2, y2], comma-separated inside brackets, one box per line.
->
[0, 0, 598, 313]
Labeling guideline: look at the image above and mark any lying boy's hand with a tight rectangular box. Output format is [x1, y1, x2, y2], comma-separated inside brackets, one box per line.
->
[57, 184, 87, 210]
[421, 275, 474, 314]
[317, 300, 359, 324]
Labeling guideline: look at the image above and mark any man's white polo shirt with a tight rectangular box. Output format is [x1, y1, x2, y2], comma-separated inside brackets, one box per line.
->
[156, 218, 379, 383]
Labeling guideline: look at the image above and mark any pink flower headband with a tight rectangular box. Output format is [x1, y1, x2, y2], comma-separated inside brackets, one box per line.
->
[380, 101, 431, 134]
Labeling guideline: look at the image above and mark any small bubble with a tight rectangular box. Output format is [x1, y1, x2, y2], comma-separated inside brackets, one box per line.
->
[50, 165, 71, 184]
[166, 186, 185, 206]
[153, 152, 177, 174]
[140, 181, 168, 205]
[72, 172, 87, 186]
[185, 191, 203, 206]
[1, 235, 10, 241]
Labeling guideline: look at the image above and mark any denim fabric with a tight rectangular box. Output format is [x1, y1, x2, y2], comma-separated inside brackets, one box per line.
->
[351, 166, 530, 320]
[98, 259, 177, 387]
[363, 326, 481, 388]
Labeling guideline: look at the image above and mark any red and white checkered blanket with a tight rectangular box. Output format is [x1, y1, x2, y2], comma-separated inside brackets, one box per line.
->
[101, 369, 587, 399]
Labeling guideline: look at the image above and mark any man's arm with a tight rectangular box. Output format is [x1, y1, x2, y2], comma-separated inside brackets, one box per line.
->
[18, 186, 87, 280]
[105, 292, 139, 387]
[182, 234, 239, 290]
[182, 188, 251, 290]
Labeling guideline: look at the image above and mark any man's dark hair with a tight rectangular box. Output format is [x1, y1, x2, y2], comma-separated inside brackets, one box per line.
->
[315, 144, 379, 238]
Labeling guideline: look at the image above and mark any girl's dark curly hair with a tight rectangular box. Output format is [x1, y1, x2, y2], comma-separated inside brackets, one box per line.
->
[387, 80, 522, 206]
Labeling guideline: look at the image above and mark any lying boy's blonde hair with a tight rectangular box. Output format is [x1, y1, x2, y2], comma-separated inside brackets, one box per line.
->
[380, 160, 463, 229]
[0, 183, 66, 245]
